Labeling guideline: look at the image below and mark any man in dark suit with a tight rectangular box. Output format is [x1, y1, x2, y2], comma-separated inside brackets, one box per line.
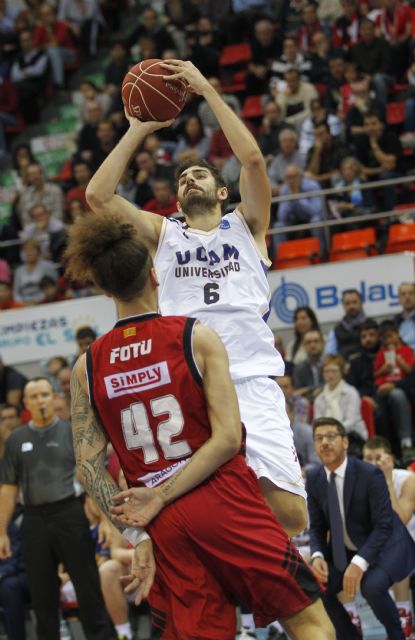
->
[307, 417, 415, 640]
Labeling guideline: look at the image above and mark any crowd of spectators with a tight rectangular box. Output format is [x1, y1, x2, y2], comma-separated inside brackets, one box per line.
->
[0, 0, 414, 306]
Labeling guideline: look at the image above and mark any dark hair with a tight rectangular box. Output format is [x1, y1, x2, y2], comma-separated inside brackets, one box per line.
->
[0, 403, 19, 417]
[39, 275, 57, 289]
[183, 114, 205, 144]
[285, 67, 300, 78]
[359, 318, 379, 334]
[12, 143, 35, 171]
[363, 110, 384, 123]
[75, 326, 97, 342]
[292, 306, 320, 358]
[174, 159, 229, 213]
[313, 417, 347, 436]
[65, 211, 152, 302]
[342, 288, 362, 301]
[363, 436, 392, 454]
[24, 376, 54, 395]
[378, 320, 398, 339]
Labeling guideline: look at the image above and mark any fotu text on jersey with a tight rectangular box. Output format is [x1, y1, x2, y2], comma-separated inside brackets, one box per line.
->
[175, 243, 240, 267]
[110, 339, 152, 363]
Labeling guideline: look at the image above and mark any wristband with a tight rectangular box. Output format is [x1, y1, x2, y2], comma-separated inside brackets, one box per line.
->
[122, 527, 150, 547]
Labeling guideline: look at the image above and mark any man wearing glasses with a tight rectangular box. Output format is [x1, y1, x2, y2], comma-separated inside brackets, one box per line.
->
[306, 417, 415, 640]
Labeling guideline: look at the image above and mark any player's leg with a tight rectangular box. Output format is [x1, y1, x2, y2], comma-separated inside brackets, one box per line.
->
[259, 477, 308, 537]
[99, 559, 133, 640]
[281, 600, 335, 640]
[235, 377, 307, 535]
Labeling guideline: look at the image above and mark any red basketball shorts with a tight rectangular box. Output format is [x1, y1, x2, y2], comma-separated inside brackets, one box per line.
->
[147, 455, 322, 640]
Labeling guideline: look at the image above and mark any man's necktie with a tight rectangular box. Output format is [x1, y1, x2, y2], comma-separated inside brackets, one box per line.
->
[328, 471, 348, 572]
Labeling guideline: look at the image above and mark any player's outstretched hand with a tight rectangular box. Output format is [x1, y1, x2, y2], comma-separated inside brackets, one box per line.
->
[120, 538, 156, 605]
[161, 60, 210, 95]
[123, 107, 174, 133]
[110, 487, 164, 527]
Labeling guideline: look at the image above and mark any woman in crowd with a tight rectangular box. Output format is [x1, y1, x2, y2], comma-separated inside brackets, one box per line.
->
[285, 306, 320, 366]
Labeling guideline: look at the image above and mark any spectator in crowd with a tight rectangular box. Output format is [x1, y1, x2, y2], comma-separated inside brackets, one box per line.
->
[127, 6, 175, 58]
[34, 3, 77, 89]
[293, 329, 325, 401]
[77, 101, 105, 162]
[245, 18, 281, 94]
[257, 100, 290, 157]
[275, 164, 325, 252]
[374, 320, 414, 453]
[268, 128, 304, 195]
[395, 282, 415, 352]
[67, 198, 88, 223]
[75, 325, 97, 358]
[275, 68, 319, 130]
[299, 97, 342, 158]
[0, 357, 27, 407]
[16, 162, 64, 227]
[0, 74, 17, 158]
[43, 355, 68, 392]
[78, 80, 111, 121]
[314, 354, 368, 440]
[105, 41, 130, 115]
[297, 1, 322, 55]
[0, 0, 19, 35]
[0, 514, 30, 640]
[13, 238, 58, 305]
[65, 161, 92, 211]
[269, 35, 312, 87]
[0, 404, 21, 458]
[58, 367, 72, 402]
[363, 436, 415, 631]
[143, 179, 177, 217]
[324, 53, 346, 113]
[12, 144, 36, 187]
[188, 16, 221, 78]
[350, 18, 393, 106]
[91, 119, 118, 171]
[115, 168, 138, 204]
[0, 281, 23, 311]
[329, 156, 374, 219]
[132, 150, 174, 207]
[308, 31, 331, 84]
[20, 204, 67, 262]
[39, 275, 66, 303]
[278, 374, 319, 468]
[305, 121, 349, 188]
[278, 373, 310, 424]
[325, 289, 366, 359]
[10, 28, 48, 124]
[197, 77, 240, 133]
[53, 392, 71, 422]
[344, 79, 381, 146]
[355, 110, 403, 211]
[57, 0, 105, 57]
[0, 377, 117, 639]
[173, 115, 210, 164]
[285, 305, 321, 366]
[307, 417, 415, 640]
[332, 0, 361, 51]
[375, 0, 412, 80]
[347, 318, 380, 404]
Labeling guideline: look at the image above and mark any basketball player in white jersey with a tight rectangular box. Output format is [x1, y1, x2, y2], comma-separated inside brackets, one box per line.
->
[85, 59, 307, 538]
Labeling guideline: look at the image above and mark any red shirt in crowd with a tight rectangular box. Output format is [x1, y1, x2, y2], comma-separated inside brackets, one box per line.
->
[34, 20, 76, 52]
[143, 195, 178, 217]
[374, 345, 415, 385]
[375, 2, 412, 41]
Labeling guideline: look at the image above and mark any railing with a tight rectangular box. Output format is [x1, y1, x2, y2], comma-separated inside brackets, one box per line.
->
[1, 174, 414, 250]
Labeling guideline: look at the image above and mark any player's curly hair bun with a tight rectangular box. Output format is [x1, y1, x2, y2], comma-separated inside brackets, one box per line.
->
[65, 211, 152, 301]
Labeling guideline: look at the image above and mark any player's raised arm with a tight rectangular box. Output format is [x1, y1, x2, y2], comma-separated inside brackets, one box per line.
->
[110, 324, 242, 526]
[163, 60, 271, 241]
[85, 115, 172, 251]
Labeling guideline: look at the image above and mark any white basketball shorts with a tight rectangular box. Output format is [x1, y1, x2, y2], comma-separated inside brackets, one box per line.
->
[234, 376, 306, 499]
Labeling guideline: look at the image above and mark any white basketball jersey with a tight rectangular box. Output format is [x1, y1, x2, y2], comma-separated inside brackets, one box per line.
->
[154, 209, 284, 380]
[392, 468, 415, 541]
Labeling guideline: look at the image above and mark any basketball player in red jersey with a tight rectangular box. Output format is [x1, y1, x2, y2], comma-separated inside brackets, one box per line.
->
[67, 211, 334, 640]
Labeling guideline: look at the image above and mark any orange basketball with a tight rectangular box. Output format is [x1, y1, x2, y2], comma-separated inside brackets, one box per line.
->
[122, 59, 188, 122]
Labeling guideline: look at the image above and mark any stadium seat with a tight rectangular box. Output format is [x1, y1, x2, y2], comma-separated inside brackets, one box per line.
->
[219, 43, 252, 66]
[386, 102, 405, 126]
[361, 397, 376, 438]
[329, 228, 378, 262]
[241, 95, 264, 118]
[273, 237, 321, 270]
[386, 223, 415, 253]
[221, 70, 247, 94]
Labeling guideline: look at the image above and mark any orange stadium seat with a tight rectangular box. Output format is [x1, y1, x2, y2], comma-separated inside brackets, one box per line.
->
[219, 43, 252, 66]
[329, 228, 378, 262]
[386, 223, 415, 253]
[273, 237, 321, 270]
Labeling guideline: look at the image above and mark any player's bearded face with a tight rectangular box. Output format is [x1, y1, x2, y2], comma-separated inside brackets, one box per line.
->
[178, 177, 218, 216]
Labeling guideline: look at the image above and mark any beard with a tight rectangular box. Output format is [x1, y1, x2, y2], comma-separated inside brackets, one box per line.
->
[178, 188, 218, 218]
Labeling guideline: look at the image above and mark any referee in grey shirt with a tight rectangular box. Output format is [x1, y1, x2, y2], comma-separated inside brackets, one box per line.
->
[0, 377, 117, 640]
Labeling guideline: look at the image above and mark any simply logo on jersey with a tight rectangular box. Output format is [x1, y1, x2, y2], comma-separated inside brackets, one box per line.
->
[104, 361, 170, 399]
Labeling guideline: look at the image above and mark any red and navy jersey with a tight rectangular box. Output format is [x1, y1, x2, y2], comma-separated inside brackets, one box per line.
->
[86, 313, 212, 489]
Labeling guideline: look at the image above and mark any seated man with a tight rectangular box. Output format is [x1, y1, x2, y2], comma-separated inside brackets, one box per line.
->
[308, 417, 415, 640]
[274, 164, 325, 254]
[305, 122, 349, 189]
[268, 129, 305, 196]
[293, 329, 325, 402]
[275, 68, 318, 130]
